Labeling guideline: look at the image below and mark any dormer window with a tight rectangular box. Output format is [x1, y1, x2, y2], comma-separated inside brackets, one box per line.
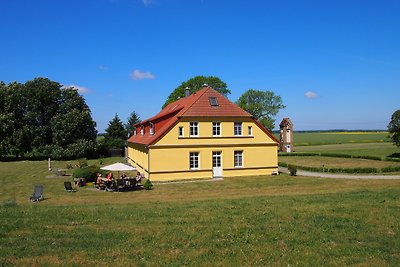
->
[141, 125, 145, 135]
[209, 97, 219, 106]
[150, 122, 154, 135]
[133, 128, 137, 136]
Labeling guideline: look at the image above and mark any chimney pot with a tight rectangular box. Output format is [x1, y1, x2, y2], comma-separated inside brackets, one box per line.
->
[184, 87, 190, 97]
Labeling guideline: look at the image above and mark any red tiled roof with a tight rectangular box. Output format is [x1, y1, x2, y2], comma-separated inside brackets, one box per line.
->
[127, 87, 277, 146]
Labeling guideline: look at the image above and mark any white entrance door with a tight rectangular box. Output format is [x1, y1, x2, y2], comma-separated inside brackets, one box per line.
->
[212, 151, 223, 178]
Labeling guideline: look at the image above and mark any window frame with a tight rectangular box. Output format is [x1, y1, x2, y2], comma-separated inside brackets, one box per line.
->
[149, 122, 155, 135]
[248, 126, 253, 136]
[212, 122, 221, 137]
[190, 122, 199, 137]
[189, 152, 200, 170]
[178, 126, 184, 137]
[234, 122, 242, 136]
[234, 150, 243, 168]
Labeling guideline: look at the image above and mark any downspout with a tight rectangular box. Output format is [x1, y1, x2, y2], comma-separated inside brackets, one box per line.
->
[147, 145, 150, 180]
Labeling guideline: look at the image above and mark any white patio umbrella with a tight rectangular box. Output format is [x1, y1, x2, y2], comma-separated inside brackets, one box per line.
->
[100, 162, 136, 178]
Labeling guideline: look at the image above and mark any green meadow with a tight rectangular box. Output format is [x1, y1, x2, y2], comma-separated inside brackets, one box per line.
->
[1, 132, 400, 266]
[274, 131, 390, 146]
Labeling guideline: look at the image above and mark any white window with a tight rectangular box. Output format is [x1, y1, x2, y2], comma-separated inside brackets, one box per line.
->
[248, 126, 253, 136]
[133, 128, 137, 136]
[179, 126, 184, 137]
[190, 152, 199, 169]
[234, 151, 243, 167]
[234, 122, 242, 136]
[212, 122, 221, 136]
[141, 125, 145, 135]
[190, 122, 199, 136]
[150, 122, 154, 135]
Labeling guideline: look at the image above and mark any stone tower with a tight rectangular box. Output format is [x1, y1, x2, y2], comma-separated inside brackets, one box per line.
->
[279, 118, 294, 152]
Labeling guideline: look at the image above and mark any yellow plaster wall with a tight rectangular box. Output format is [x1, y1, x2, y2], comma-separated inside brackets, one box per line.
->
[155, 117, 276, 146]
[127, 143, 149, 177]
[147, 144, 277, 181]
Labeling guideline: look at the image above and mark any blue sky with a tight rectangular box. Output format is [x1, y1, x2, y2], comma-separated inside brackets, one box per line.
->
[1, 0, 399, 132]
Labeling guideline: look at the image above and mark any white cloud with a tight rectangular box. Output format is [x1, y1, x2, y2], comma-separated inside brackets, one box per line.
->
[305, 91, 318, 99]
[98, 65, 109, 71]
[131, 69, 156, 80]
[142, 0, 153, 6]
[63, 84, 91, 94]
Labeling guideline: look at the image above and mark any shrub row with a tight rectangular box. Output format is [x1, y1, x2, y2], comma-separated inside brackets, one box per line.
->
[279, 152, 400, 163]
[279, 162, 398, 174]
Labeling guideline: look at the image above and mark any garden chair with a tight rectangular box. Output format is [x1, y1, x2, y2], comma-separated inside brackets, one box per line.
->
[30, 184, 44, 202]
[64, 181, 77, 192]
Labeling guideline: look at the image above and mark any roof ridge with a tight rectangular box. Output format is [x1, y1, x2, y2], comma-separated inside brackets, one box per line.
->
[179, 88, 209, 117]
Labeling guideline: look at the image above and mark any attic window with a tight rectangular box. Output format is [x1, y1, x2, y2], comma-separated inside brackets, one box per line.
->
[209, 97, 219, 106]
[150, 122, 154, 135]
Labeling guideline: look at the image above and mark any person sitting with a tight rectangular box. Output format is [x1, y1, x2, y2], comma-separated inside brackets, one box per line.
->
[96, 173, 104, 189]
[106, 172, 114, 181]
[135, 172, 142, 186]
[105, 172, 114, 190]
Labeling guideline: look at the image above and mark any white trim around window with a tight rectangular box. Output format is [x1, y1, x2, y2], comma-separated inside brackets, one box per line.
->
[234, 150, 243, 168]
[212, 122, 221, 136]
[179, 126, 184, 137]
[189, 152, 200, 170]
[234, 122, 242, 136]
[190, 122, 199, 137]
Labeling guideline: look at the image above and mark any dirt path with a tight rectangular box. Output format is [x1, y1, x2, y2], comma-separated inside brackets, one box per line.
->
[279, 167, 400, 179]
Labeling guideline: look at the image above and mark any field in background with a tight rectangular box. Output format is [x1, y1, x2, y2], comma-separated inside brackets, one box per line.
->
[274, 131, 390, 146]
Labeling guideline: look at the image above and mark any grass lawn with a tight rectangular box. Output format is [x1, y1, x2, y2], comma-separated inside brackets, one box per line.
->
[1, 159, 400, 266]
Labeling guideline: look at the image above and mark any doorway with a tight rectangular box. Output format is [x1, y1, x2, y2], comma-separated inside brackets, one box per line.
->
[212, 151, 222, 178]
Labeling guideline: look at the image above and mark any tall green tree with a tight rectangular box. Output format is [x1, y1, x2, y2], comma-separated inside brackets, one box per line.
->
[236, 89, 285, 130]
[388, 109, 400, 147]
[163, 76, 230, 108]
[0, 78, 97, 158]
[51, 88, 97, 148]
[103, 114, 127, 149]
[125, 111, 141, 137]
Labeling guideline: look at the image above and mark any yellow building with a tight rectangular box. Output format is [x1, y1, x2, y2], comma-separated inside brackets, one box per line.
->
[127, 87, 278, 181]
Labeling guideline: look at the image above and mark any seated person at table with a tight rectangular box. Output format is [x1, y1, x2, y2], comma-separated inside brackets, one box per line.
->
[120, 172, 128, 186]
[135, 172, 142, 185]
[106, 172, 114, 181]
[96, 173, 104, 189]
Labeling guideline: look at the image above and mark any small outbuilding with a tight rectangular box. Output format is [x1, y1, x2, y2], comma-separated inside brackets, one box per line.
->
[279, 118, 294, 152]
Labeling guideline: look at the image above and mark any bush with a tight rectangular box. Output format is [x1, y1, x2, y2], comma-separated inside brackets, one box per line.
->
[288, 164, 297, 176]
[73, 165, 105, 183]
[320, 153, 352, 158]
[381, 166, 400, 173]
[352, 155, 382, 161]
[143, 179, 153, 190]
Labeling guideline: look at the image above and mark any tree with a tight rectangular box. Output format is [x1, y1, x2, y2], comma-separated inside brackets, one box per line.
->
[125, 111, 141, 137]
[51, 88, 97, 148]
[103, 114, 127, 149]
[163, 76, 231, 108]
[388, 109, 400, 147]
[0, 78, 98, 159]
[236, 89, 285, 130]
